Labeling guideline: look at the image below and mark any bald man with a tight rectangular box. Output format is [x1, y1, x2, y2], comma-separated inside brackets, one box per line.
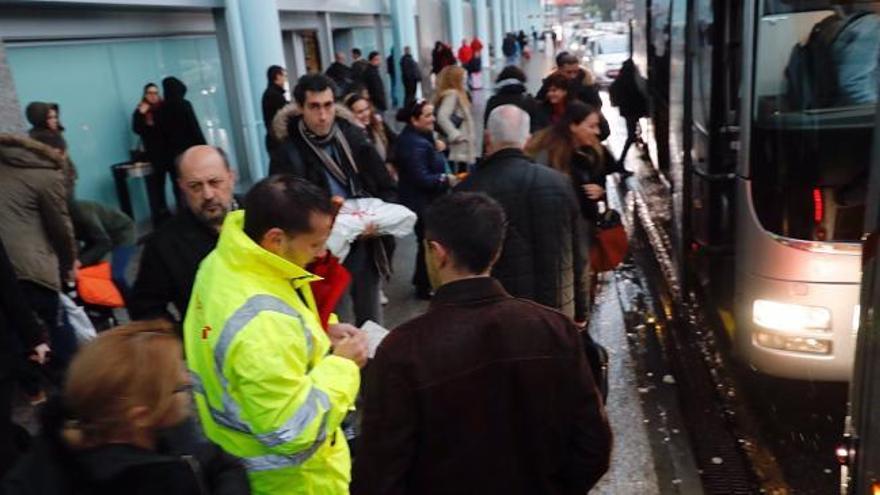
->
[129, 145, 238, 323]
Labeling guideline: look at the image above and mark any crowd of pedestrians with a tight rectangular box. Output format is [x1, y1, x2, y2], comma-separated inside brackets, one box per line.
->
[0, 34, 634, 494]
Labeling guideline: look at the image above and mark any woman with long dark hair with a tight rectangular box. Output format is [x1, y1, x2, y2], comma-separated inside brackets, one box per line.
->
[344, 93, 398, 181]
[394, 100, 458, 299]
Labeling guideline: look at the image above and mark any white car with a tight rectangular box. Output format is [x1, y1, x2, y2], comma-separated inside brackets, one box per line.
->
[585, 34, 629, 87]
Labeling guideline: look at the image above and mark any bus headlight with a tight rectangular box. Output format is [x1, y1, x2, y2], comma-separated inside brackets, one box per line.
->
[752, 299, 831, 332]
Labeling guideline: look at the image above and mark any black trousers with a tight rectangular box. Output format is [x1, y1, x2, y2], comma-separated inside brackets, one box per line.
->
[145, 162, 174, 227]
[20, 281, 75, 372]
[0, 374, 19, 478]
[412, 216, 430, 293]
[404, 80, 419, 109]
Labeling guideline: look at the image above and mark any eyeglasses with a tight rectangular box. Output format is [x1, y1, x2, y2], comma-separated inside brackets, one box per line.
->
[173, 383, 193, 395]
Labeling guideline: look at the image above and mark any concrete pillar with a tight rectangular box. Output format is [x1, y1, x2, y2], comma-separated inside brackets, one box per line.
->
[490, 0, 503, 63]
[474, 0, 490, 69]
[0, 39, 24, 134]
[374, 14, 392, 107]
[511, 0, 520, 34]
[447, 0, 464, 49]
[391, 0, 419, 100]
[220, 0, 284, 181]
[503, 0, 513, 36]
[319, 12, 334, 72]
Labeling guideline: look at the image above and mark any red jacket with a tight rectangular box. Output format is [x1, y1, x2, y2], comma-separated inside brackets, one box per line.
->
[457, 44, 473, 64]
[470, 38, 484, 54]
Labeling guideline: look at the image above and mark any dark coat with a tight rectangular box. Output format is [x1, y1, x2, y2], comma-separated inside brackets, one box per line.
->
[268, 104, 396, 202]
[352, 277, 611, 495]
[363, 64, 388, 112]
[2, 399, 250, 495]
[502, 36, 517, 57]
[261, 83, 288, 152]
[325, 62, 354, 96]
[0, 134, 76, 292]
[157, 77, 206, 164]
[351, 59, 370, 84]
[569, 145, 623, 222]
[536, 68, 603, 109]
[128, 205, 224, 322]
[132, 106, 165, 167]
[0, 238, 44, 378]
[457, 148, 588, 322]
[400, 54, 420, 84]
[393, 125, 449, 216]
[484, 82, 548, 133]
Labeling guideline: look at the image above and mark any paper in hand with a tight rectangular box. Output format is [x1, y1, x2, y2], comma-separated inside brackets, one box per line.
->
[361, 320, 390, 359]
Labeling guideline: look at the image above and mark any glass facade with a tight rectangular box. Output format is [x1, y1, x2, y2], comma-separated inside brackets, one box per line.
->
[7, 35, 237, 221]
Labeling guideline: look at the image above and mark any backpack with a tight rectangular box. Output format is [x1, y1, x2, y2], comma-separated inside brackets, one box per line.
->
[785, 11, 873, 110]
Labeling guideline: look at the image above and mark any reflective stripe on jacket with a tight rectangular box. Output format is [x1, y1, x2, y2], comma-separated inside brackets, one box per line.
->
[184, 210, 360, 495]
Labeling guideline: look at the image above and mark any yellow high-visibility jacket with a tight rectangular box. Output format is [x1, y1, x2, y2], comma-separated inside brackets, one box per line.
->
[184, 210, 360, 494]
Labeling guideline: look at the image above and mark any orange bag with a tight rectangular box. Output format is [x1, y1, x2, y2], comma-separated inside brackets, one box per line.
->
[589, 209, 629, 273]
[76, 261, 125, 308]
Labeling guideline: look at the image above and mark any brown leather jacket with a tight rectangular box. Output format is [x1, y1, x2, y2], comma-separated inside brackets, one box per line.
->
[353, 277, 611, 494]
[0, 134, 75, 291]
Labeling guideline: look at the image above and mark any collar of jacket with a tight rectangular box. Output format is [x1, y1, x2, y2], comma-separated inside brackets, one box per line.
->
[215, 210, 321, 288]
[271, 102, 358, 144]
[0, 134, 67, 170]
[431, 277, 510, 307]
[480, 147, 529, 167]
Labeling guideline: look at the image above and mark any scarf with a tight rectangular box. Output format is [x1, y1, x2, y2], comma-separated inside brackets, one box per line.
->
[297, 119, 362, 197]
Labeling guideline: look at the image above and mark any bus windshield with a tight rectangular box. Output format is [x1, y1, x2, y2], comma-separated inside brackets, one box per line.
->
[750, 1, 879, 242]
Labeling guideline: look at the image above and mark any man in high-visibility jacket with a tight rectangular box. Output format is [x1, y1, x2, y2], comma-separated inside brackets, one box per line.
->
[184, 175, 368, 494]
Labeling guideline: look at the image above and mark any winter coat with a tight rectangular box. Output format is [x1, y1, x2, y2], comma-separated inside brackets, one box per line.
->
[457, 148, 588, 322]
[400, 54, 421, 84]
[0, 237, 45, 379]
[2, 399, 250, 495]
[536, 67, 602, 109]
[352, 277, 611, 495]
[569, 145, 623, 223]
[70, 200, 136, 267]
[157, 77, 206, 164]
[184, 210, 359, 495]
[261, 83, 288, 152]
[351, 59, 370, 84]
[393, 125, 450, 216]
[502, 36, 517, 57]
[470, 38, 484, 54]
[268, 103, 396, 202]
[457, 44, 473, 65]
[128, 203, 231, 323]
[363, 64, 388, 112]
[435, 90, 477, 164]
[0, 134, 75, 292]
[325, 62, 354, 95]
[132, 104, 166, 168]
[484, 80, 548, 132]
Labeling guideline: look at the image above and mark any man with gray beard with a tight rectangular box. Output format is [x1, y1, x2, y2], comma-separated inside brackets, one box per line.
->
[129, 145, 238, 323]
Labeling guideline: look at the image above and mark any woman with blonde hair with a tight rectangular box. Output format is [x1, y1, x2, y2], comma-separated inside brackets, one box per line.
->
[3, 320, 250, 494]
[433, 65, 477, 173]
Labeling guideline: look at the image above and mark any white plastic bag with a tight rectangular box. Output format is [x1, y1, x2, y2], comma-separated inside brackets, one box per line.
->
[327, 198, 417, 261]
[60, 293, 97, 344]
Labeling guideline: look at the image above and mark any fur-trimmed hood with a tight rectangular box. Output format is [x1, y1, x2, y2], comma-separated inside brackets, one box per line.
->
[271, 102, 359, 142]
[0, 133, 66, 171]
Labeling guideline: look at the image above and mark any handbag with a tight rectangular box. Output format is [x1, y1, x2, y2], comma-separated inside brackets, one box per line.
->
[589, 207, 628, 272]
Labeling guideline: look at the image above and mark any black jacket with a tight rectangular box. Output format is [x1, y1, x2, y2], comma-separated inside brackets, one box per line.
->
[261, 84, 288, 152]
[325, 62, 354, 95]
[457, 148, 588, 322]
[2, 400, 250, 495]
[128, 205, 225, 322]
[352, 277, 611, 495]
[484, 82, 548, 133]
[569, 145, 623, 222]
[132, 106, 165, 167]
[268, 105, 396, 202]
[400, 54, 420, 84]
[362, 64, 388, 112]
[157, 77, 206, 164]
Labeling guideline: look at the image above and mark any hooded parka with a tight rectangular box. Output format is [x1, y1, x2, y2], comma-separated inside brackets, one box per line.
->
[184, 210, 360, 495]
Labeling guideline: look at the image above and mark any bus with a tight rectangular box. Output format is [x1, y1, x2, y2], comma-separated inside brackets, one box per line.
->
[840, 73, 880, 495]
[628, 0, 879, 381]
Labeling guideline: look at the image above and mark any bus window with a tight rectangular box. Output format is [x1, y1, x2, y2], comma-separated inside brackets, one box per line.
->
[749, 1, 879, 243]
